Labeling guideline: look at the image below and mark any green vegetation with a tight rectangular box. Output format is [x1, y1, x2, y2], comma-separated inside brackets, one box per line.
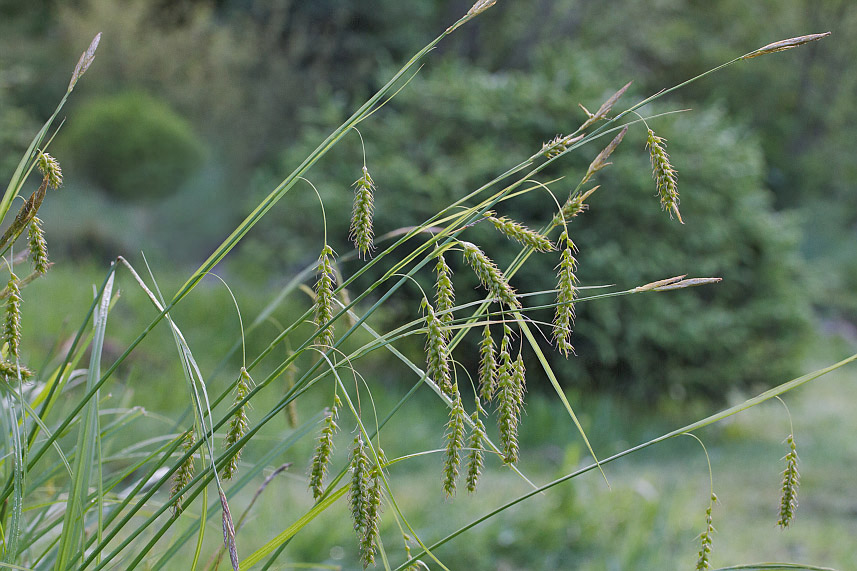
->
[0, 2, 855, 570]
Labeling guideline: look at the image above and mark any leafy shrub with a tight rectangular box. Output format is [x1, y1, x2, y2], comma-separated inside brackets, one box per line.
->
[60, 91, 205, 200]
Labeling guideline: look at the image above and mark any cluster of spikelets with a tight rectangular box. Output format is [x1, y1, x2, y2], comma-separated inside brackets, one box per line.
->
[777, 434, 800, 528]
[696, 493, 717, 570]
[348, 435, 384, 567]
[0, 151, 63, 383]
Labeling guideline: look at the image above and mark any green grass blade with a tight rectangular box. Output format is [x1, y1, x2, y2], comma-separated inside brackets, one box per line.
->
[54, 268, 115, 570]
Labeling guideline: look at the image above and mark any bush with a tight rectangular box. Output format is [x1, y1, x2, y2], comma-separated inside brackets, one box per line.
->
[60, 91, 205, 200]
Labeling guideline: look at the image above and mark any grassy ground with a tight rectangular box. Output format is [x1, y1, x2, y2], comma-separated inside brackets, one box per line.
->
[20, 263, 857, 570]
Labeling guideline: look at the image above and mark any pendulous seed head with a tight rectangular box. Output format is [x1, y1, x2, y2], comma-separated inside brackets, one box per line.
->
[423, 298, 454, 396]
[309, 393, 342, 500]
[0, 361, 33, 380]
[553, 231, 578, 357]
[496, 327, 520, 464]
[349, 435, 383, 568]
[478, 324, 497, 402]
[4, 272, 22, 360]
[28, 217, 50, 275]
[442, 393, 466, 497]
[460, 241, 520, 309]
[485, 212, 554, 252]
[221, 367, 252, 480]
[465, 409, 486, 494]
[313, 245, 337, 349]
[170, 429, 196, 517]
[696, 493, 717, 570]
[350, 166, 376, 259]
[646, 128, 683, 223]
[552, 185, 600, 227]
[777, 434, 800, 528]
[434, 250, 455, 330]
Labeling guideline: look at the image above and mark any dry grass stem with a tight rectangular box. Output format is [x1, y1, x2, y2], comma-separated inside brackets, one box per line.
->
[579, 81, 632, 131]
[583, 126, 629, 184]
[741, 32, 831, 59]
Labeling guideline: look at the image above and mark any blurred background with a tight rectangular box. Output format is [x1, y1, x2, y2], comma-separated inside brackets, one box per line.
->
[1, 0, 856, 568]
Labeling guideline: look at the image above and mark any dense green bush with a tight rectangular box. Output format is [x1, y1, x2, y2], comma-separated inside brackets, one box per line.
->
[247, 56, 811, 402]
[60, 91, 205, 200]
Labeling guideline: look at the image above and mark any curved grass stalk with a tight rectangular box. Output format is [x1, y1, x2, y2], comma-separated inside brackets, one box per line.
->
[396, 351, 857, 568]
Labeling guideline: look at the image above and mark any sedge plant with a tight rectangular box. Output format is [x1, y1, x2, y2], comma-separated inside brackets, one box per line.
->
[0, 4, 847, 570]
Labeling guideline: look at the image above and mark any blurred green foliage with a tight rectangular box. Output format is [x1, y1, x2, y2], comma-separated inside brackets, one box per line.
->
[59, 91, 205, 200]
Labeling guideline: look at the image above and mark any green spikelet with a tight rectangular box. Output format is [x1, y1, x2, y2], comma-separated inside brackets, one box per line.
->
[221, 368, 252, 480]
[36, 152, 63, 189]
[4, 272, 22, 359]
[495, 327, 519, 464]
[553, 231, 578, 357]
[434, 250, 455, 329]
[465, 409, 486, 494]
[461, 241, 520, 309]
[696, 493, 717, 570]
[540, 133, 584, 158]
[423, 298, 453, 396]
[313, 245, 337, 349]
[28, 217, 50, 274]
[485, 213, 554, 252]
[777, 434, 800, 528]
[349, 435, 382, 568]
[308, 393, 341, 500]
[478, 324, 497, 402]
[551, 185, 600, 227]
[360, 466, 383, 568]
[350, 166, 376, 259]
[646, 128, 683, 223]
[442, 393, 466, 497]
[0, 361, 33, 380]
[170, 429, 196, 517]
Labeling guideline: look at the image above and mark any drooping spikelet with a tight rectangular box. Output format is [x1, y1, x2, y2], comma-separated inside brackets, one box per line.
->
[308, 393, 341, 500]
[350, 166, 376, 259]
[582, 126, 628, 184]
[170, 429, 196, 517]
[36, 152, 63, 189]
[349, 435, 382, 568]
[423, 298, 453, 396]
[485, 213, 554, 252]
[495, 327, 519, 464]
[696, 493, 717, 570]
[4, 272, 22, 359]
[512, 352, 527, 412]
[551, 185, 600, 227]
[646, 128, 683, 223]
[777, 434, 800, 528]
[553, 231, 578, 357]
[442, 393, 466, 497]
[28, 217, 50, 275]
[478, 324, 497, 402]
[460, 241, 520, 309]
[313, 245, 337, 349]
[360, 467, 383, 568]
[434, 250, 455, 329]
[0, 361, 33, 380]
[465, 410, 486, 494]
[221, 367, 252, 480]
